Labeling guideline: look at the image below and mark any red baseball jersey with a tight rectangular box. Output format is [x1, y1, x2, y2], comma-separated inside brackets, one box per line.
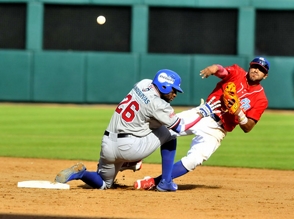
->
[207, 64, 268, 132]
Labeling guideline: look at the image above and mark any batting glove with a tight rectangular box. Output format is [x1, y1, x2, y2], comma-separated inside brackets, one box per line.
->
[198, 96, 221, 117]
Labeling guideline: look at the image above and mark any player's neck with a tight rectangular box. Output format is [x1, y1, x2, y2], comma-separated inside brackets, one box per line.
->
[246, 75, 261, 86]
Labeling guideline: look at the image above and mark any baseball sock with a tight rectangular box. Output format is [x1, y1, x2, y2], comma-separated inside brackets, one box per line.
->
[171, 160, 189, 178]
[160, 139, 177, 183]
[80, 171, 104, 189]
[154, 160, 188, 185]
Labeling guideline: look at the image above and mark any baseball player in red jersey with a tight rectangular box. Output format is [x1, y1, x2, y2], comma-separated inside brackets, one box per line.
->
[134, 57, 270, 190]
[54, 69, 220, 192]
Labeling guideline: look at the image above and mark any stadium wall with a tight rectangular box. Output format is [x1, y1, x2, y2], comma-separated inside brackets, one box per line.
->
[0, 0, 293, 108]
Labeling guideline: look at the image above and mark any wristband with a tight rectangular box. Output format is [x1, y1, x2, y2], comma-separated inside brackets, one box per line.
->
[237, 110, 248, 125]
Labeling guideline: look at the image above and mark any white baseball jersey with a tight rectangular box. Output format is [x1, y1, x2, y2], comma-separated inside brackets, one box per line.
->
[106, 79, 180, 137]
[100, 79, 179, 188]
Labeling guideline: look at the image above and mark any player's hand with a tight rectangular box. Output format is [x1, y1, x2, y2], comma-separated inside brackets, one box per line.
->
[198, 96, 221, 117]
[199, 98, 205, 105]
[200, 65, 218, 79]
[223, 82, 240, 114]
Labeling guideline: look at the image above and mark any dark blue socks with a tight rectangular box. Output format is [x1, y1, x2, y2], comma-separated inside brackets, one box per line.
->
[80, 171, 104, 189]
[160, 139, 177, 182]
[154, 160, 189, 185]
[171, 160, 189, 178]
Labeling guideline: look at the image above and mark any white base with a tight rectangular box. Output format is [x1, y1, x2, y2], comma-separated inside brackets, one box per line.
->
[17, 180, 70, 190]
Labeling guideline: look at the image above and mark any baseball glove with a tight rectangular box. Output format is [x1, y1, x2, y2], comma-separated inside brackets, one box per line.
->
[223, 82, 240, 114]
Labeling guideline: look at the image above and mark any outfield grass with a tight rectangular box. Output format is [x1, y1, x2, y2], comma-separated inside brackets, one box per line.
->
[0, 104, 293, 170]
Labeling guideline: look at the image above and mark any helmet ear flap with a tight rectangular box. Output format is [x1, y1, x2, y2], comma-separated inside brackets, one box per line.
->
[154, 83, 172, 94]
[160, 85, 169, 92]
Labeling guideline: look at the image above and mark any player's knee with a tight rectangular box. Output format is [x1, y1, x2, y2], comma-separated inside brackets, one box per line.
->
[161, 138, 177, 150]
[181, 155, 204, 171]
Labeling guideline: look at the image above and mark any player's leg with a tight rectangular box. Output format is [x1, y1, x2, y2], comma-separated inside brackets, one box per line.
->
[96, 159, 125, 189]
[128, 126, 178, 191]
[54, 162, 107, 189]
[119, 160, 142, 172]
[134, 158, 188, 190]
[80, 170, 106, 189]
[158, 133, 221, 184]
[132, 137, 178, 192]
[133, 139, 178, 191]
[156, 138, 178, 192]
[55, 162, 86, 183]
[143, 126, 178, 191]
[55, 135, 119, 189]
[135, 127, 225, 190]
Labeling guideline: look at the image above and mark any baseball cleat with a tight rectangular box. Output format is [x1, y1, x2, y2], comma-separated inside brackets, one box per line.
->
[134, 176, 155, 190]
[120, 160, 142, 172]
[156, 179, 178, 192]
[55, 162, 86, 183]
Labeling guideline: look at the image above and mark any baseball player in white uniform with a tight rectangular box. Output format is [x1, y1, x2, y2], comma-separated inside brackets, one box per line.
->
[55, 69, 220, 192]
[134, 57, 270, 190]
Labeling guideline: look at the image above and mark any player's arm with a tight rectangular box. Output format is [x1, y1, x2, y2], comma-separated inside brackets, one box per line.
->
[223, 82, 258, 133]
[224, 98, 256, 133]
[200, 64, 228, 79]
[170, 97, 221, 133]
[234, 108, 256, 133]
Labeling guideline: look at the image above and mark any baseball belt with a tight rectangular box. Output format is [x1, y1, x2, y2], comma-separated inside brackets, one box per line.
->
[104, 130, 132, 138]
[210, 114, 224, 128]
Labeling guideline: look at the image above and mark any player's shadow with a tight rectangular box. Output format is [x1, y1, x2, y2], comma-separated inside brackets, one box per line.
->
[178, 184, 221, 190]
[77, 183, 221, 190]
[77, 183, 132, 190]
[77, 184, 96, 189]
[0, 214, 133, 219]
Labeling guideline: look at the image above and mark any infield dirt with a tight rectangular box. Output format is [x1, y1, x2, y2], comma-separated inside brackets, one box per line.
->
[0, 157, 293, 219]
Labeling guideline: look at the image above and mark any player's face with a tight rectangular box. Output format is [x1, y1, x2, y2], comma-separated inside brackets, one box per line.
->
[247, 64, 268, 83]
[161, 88, 177, 103]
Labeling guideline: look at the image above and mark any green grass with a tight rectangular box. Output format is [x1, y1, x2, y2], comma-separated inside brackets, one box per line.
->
[0, 104, 105, 160]
[0, 104, 293, 170]
[203, 113, 294, 170]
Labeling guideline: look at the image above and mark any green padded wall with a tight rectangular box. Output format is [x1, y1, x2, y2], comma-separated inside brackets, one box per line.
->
[1, 0, 294, 109]
[33, 51, 86, 102]
[131, 5, 148, 53]
[0, 51, 32, 101]
[238, 7, 255, 56]
[262, 57, 294, 109]
[140, 54, 192, 106]
[86, 52, 139, 103]
[191, 55, 248, 105]
[26, 1, 43, 51]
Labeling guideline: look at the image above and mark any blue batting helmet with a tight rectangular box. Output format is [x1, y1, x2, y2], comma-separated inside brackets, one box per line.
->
[152, 69, 184, 94]
[250, 57, 270, 73]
